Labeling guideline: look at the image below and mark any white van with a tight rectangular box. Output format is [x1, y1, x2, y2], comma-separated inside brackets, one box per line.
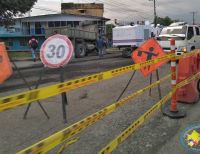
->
[157, 22, 200, 55]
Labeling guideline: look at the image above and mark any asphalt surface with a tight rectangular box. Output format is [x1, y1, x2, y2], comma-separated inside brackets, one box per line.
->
[0, 52, 200, 154]
[0, 52, 130, 93]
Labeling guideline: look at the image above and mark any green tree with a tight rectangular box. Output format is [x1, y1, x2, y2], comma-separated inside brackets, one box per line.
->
[157, 16, 176, 26]
[106, 24, 115, 40]
[0, 0, 37, 26]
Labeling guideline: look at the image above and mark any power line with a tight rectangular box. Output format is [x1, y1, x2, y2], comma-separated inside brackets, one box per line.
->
[33, 0, 156, 21]
[33, 6, 60, 13]
[65, 0, 153, 20]
[97, 0, 152, 13]
[97, 0, 153, 20]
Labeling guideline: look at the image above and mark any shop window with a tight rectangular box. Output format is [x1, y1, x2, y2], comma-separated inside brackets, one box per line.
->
[74, 21, 79, 27]
[55, 21, 61, 27]
[15, 28, 20, 32]
[79, 9, 86, 14]
[67, 21, 73, 27]
[8, 41, 13, 47]
[61, 21, 67, 27]
[48, 22, 55, 27]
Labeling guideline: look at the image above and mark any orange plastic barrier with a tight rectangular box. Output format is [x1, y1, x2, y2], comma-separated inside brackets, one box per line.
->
[177, 55, 199, 103]
[197, 54, 200, 73]
[0, 43, 13, 83]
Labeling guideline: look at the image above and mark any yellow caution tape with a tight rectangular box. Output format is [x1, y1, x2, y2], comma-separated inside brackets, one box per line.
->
[17, 75, 170, 154]
[0, 54, 172, 112]
[176, 49, 200, 60]
[16, 64, 200, 154]
[98, 92, 172, 154]
[176, 72, 200, 89]
[98, 71, 200, 154]
[1, 50, 200, 112]
[56, 138, 79, 154]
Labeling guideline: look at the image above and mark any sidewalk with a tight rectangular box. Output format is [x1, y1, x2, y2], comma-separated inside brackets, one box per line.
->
[12, 60, 42, 70]
[12, 52, 122, 70]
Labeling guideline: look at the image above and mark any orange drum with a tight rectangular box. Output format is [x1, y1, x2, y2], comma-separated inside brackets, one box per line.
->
[177, 55, 199, 103]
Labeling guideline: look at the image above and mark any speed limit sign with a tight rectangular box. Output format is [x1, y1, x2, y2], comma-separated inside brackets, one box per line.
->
[40, 34, 74, 68]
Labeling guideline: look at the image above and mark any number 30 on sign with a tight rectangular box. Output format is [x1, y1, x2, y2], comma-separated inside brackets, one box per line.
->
[40, 34, 74, 68]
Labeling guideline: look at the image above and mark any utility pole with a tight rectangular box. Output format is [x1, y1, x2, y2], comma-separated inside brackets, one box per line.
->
[190, 11, 197, 25]
[149, 0, 157, 27]
[153, 0, 157, 27]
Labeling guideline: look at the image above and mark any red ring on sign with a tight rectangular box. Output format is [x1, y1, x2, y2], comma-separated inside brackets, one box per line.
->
[40, 34, 74, 68]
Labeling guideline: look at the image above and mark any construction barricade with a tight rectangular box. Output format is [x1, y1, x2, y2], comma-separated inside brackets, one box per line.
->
[0, 43, 13, 83]
[0, 40, 200, 153]
[16, 69, 200, 154]
[177, 53, 199, 103]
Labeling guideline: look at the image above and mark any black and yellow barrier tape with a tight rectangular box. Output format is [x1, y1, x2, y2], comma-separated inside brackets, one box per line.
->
[0, 54, 171, 112]
[16, 75, 170, 154]
[98, 72, 200, 154]
[98, 92, 172, 154]
[56, 138, 79, 154]
[1, 50, 200, 112]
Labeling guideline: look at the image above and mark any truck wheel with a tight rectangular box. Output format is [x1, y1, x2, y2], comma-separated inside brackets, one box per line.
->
[122, 48, 131, 58]
[197, 79, 200, 93]
[75, 44, 86, 58]
[191, 46, 195, 51]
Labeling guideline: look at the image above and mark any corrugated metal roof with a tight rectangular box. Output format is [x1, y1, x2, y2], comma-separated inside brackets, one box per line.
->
[17, 13, 110, 21]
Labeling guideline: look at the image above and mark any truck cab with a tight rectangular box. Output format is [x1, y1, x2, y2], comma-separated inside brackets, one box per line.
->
[157, 22, 200, 55]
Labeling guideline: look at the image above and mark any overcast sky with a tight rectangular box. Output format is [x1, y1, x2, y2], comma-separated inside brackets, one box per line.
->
[30, 0, 200, 24]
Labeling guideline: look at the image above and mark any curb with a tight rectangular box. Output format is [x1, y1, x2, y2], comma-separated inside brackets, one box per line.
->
[13, 54, 122, 70]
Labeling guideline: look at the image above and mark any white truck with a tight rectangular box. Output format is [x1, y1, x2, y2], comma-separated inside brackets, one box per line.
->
[157, 22, 200, 55]
[112, 24, 152, 57]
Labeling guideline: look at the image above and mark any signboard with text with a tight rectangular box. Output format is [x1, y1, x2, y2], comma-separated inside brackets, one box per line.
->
[40, 34, 74, 68]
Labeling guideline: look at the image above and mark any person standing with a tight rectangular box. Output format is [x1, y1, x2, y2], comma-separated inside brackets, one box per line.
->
[96, 36, 104, 57]
[29, 36, 38, 62]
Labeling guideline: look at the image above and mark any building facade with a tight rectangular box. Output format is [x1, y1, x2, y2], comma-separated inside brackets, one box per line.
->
[61, 3, 104, 17]
[0, 13, 109, 52]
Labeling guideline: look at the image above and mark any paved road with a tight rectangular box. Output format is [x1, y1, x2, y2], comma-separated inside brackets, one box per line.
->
[0, 53, 200, 154]
[0, 53, 132, 93]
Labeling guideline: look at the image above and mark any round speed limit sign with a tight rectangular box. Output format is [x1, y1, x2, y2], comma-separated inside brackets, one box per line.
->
[40, 34, 73, 68]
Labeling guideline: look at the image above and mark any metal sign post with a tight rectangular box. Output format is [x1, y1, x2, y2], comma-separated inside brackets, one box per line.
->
[149, 73, 153, 96]
[60, 67, 68, 123]
[132, 38, 165, 99]
[8, 59, 50, 120]
[23, 66, 49, 119]
[40, 34, 73, 123]
[149, 70, 162, 100]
